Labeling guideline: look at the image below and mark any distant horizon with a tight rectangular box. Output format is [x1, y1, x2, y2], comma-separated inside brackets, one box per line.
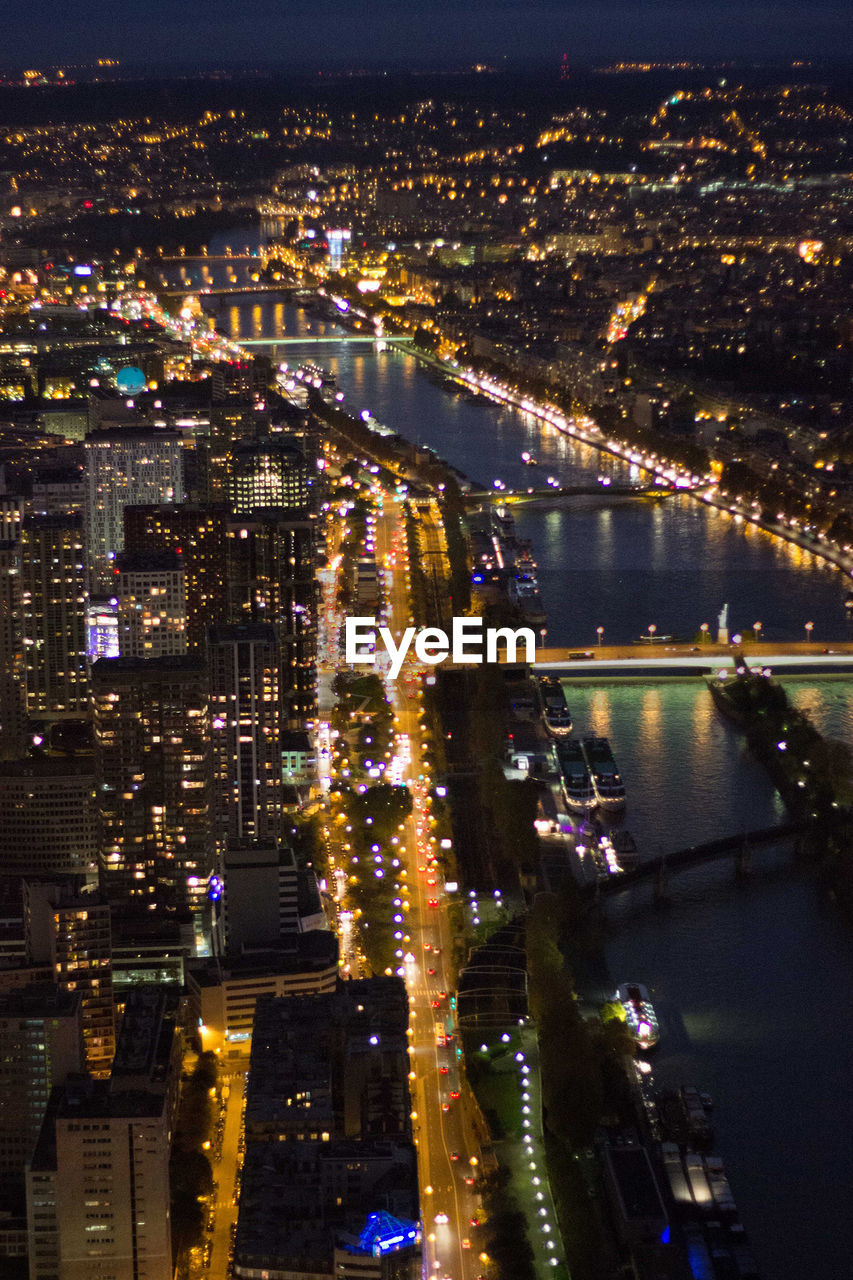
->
[4, 0, 852, 72]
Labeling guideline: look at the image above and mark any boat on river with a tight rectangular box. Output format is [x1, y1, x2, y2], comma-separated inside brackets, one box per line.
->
[508, 570, 547, 624]
[556, 739, 596, 812]
[581, 736, 626, 811]
[616, 982, 660, 1050]
[536, 676, 573, 735]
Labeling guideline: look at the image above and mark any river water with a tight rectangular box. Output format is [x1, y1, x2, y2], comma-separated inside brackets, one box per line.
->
[213, 281, 852, 1279]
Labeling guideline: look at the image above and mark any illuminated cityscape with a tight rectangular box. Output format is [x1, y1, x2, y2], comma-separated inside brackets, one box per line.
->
[0, 12, 852, 1280]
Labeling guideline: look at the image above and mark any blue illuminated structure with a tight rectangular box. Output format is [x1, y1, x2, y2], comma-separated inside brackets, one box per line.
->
[354, 1212, 419, 1257]
[116, 366, 146, 395]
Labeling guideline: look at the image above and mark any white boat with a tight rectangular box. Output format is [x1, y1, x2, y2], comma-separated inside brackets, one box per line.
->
[556, 740, 596, 812]
[616, 982, 660, 1050]
[581, 737, 626, 812]
[537, 676, 573, 736]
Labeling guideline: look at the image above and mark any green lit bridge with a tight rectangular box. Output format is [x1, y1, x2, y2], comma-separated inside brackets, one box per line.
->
[466, 482, 684, 505]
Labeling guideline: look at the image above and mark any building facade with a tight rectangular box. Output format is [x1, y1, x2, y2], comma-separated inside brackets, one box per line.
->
[208, 624, 282, 854]
[92, 655, 213, 917]
[84, 430, 185, 590]
[20, 514, 88, 715]
[123, 502, 229, 649]
[114, 550, 187, 658]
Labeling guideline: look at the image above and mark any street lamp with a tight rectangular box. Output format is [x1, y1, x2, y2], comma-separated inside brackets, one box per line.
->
[539, 627, 547, 650]
[648, 624, 657, 642]
[596, 626, 604, 647]
[754, 621, 762, 642]
[805, 621, 814, 642]
[700, 622, 709, 643]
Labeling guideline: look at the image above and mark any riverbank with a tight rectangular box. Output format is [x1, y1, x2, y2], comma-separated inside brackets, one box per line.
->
[388, 337, 853, 581]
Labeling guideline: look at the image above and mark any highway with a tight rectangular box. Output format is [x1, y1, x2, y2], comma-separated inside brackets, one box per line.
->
[317, 474, 566, 1279]
[375, 496, 485, 1280]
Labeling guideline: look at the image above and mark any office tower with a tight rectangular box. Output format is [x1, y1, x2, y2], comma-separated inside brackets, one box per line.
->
[123, 503, 229, 648]
[0, 540, 25, 758]
[114, 550, 187, 658]
[0, 985, 83, 1191]
[222, 841, 299, 953]
[92, 655, 213, 916]
[26, 986, 180, 1280]
[208, 624, 282, 851]
[0, 759, 98, 877]
[25, 882, 116, 1078]
[225, 511, 317, 725]
[228, 437, 311, 513]
[20, 514, 88, 716]
[211, 357, 269, 402]
[202, 402, 269, 503]
[84, 429, 185, 589]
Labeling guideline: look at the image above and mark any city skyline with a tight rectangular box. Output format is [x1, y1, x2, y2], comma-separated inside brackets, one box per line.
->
[1, 36, 852, 1280]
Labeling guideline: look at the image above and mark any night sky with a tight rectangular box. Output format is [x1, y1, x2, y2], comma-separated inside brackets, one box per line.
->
[8, 0, 853, 68]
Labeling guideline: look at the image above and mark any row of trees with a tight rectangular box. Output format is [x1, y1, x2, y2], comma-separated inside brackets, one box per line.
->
[525, 895, 632, 1280]
[170, 1052, 218, 1261]
[711, 670, 853, 913]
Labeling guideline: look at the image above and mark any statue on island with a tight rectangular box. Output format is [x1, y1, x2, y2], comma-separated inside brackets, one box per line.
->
[717, 603, 729, 645]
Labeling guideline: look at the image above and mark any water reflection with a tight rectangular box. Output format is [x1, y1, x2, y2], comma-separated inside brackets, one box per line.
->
[218, 288, 853, 1280]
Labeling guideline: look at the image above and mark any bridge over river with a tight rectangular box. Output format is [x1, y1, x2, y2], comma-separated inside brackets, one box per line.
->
[581, 819, 817, 899]
[466, 482, 682, 505]
[533, 640, 853, 676]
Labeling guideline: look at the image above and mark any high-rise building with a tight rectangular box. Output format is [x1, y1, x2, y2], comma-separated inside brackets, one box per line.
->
[0, 984, 83, 1192]
[225, 512, 317, 724]
[20, 514, 88, 716]
[92, 655, 213, 917]
[114, 550, 187, 658]
[25, 882, 116, 1079]
[202, 402, 269, 503]
[123, 503, 229, 648]
[0, 759, 98, 878]
[84, 429, 185, 589]
[207, 624, 282, 852]
[211, 358, 269, 402]
[221, 841, 299, 953]
[26, 986, 180, 1280]
[0, 540, 25, 758]
[228, 437, 311, 513]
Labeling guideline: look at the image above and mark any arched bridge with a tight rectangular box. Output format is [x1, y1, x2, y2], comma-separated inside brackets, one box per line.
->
[583, 819, 816, 898]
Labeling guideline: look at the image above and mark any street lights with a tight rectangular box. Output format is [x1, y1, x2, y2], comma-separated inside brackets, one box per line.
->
[596, 626, 604, 647]
[754, 621, 762, 642]
[805, 621, 814, 643]
[539, 627, 547, 650]
[648, 624, 657, 642]
[700, 622, 709, 643]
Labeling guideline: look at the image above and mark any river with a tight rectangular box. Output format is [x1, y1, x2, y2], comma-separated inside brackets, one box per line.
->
[214, 280, 853, 1280]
